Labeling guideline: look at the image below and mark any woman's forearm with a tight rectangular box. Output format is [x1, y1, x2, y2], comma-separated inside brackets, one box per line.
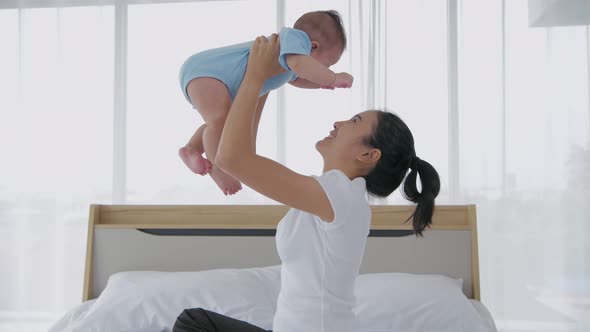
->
[217, 34, 284, 171]
[216, 75, 264, 166]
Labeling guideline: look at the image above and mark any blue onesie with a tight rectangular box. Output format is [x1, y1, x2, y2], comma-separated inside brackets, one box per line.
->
[179, 27, 312, 103]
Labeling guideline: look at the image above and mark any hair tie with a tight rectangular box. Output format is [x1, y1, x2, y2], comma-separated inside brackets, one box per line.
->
[409, 156, 420, 171]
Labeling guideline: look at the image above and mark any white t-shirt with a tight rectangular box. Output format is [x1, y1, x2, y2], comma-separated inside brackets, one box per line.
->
[272, 169, 371, 332]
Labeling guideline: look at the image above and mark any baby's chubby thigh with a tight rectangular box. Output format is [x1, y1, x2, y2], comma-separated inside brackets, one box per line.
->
[186, 77, 232, 127]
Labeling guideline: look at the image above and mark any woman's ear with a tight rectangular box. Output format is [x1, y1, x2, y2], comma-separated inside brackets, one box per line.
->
[311, 41, 320, 50]
[358, 148, 381, 165]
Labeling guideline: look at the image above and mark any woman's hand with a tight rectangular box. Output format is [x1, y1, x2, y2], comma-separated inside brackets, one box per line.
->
[245, 34, 285, 82]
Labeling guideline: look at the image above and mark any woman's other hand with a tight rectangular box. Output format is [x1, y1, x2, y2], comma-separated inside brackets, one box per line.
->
[246, 34, 285, 82]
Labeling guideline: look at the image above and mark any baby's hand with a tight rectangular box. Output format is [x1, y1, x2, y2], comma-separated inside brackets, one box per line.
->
[334, 72, 353, 88]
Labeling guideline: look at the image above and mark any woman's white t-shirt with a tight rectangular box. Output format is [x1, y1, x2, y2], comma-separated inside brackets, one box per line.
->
[272, 169, 371, 332]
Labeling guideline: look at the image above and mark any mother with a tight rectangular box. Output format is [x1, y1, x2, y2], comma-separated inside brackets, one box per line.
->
[173, 34, 440, 332]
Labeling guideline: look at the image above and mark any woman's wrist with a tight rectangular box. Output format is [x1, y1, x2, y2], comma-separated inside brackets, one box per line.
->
[242, 73, 265, 89]
[244, 66, 268, 85]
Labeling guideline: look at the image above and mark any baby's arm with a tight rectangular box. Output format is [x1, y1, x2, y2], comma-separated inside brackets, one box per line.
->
[286, 55, 353, 89]
[289, 78, 339, 90]
[289, 78, 323, 89]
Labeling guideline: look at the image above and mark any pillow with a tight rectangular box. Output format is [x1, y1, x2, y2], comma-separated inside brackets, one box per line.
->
[355, 272, 494, 332]
[49, 266, 495, 332]
[55, 265, 281, 332]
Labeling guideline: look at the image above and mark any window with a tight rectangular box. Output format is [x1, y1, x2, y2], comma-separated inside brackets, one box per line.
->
[125, 0, 277, 204]
[0, 5, 114, 328]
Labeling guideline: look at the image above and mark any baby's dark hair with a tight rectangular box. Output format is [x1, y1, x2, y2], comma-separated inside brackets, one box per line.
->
[294, 10, 347, 52]
[363, 110, 441, 236]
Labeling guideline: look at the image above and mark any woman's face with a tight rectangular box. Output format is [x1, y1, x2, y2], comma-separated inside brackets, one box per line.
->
[316, 110, 380, 166]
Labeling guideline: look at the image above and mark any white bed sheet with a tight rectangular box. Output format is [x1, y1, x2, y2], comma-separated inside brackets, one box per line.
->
[50, 298, 497, 332]
[470, 300, 497, 330]
[49, 267, 497, 332]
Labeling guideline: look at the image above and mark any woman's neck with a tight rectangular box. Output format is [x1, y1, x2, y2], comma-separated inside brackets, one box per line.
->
[322, 165, 359, 180]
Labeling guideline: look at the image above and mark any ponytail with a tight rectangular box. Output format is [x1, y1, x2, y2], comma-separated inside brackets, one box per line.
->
[402, 156, 441, 236]
[363, 111, 441, 236]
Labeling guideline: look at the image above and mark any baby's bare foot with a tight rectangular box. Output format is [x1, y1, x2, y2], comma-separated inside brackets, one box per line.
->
[209, 166, 242, 195]
[178, 147, 212, 175]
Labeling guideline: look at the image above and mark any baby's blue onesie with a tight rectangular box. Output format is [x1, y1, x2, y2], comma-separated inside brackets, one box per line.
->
[179, 27, 312, 103]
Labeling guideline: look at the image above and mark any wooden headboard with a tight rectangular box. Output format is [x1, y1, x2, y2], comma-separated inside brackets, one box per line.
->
[83, 204, 480, 301]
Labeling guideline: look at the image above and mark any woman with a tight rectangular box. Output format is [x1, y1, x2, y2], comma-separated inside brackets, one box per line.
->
[173, 34, 440, 332]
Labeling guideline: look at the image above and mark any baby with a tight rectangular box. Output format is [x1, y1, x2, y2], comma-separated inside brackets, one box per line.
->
[178, 10, 353, 195]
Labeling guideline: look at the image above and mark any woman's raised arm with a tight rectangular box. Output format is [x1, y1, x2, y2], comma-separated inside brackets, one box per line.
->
[216, 34, 334, 222]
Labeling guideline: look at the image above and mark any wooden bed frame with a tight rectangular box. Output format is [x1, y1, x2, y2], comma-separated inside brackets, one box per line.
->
[83, 204, 480, 301]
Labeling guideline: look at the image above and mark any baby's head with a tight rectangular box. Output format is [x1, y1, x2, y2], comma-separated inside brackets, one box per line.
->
[294, 10, 346, 67]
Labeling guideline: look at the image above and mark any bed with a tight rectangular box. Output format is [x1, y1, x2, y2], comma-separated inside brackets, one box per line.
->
[49, 204, 497, 332]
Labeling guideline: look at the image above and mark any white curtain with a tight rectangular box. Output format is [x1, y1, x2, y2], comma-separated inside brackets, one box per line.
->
[0, 4, 115, 331]
[0, 1, 589, 331]
[458, 1, 590, 330]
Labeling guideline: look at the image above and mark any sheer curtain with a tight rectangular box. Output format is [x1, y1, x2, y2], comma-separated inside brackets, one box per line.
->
[1, 1, 589, 331]
[0, 4, 114, 331]
[458, 0, 590, 330]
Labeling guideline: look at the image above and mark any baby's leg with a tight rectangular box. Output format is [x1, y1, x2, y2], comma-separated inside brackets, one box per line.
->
[179, 123, 211, 175]
[185, 77, 242, 195]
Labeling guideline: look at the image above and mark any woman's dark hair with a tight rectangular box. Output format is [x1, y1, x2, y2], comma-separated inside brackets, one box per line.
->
[363, 111, 441, 236]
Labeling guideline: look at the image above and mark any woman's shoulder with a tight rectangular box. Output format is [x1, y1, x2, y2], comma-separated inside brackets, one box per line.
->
[316, 169, 366, 191]
[314, 170, 369, 210]
[312, 170, 370, 230]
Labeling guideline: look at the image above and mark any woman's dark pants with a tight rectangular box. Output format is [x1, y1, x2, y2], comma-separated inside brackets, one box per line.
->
[173, 308, 272, 332]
